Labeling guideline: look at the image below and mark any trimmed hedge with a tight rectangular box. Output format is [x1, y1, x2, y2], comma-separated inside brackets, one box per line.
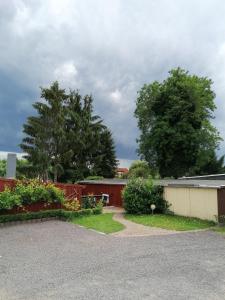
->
[0, 207, 103, 224]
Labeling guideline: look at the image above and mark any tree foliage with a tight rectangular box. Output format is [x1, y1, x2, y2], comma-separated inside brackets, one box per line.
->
[128, 160, 152, 179]
[135, 68, 222, 178]
[21, 82, 117, 182]
[91, 128, 117, 178]
[0, 159, 33, 179]
[188, 151, 225, 176]
[0, 159, 6, 177]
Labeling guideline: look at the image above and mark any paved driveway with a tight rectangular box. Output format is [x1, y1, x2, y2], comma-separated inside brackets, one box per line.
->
[0, 221, 225, 300]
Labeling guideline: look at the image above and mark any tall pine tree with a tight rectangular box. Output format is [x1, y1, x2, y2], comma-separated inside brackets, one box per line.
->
[21, 82, 72, 181]
[91, 128, 118, 178]
[21, 82, 117, 182]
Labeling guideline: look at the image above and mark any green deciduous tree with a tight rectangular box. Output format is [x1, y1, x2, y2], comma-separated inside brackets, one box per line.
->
[128, 160, 152, 178]
[135, 68, 222, 178]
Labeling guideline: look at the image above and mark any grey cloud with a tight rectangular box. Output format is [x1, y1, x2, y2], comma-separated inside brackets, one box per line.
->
[1, 0, 225, 159]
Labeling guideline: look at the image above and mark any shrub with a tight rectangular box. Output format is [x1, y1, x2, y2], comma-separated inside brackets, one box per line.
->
[44, 183, 64, 203]
[0, 207, 103, 223]
[0, 180, 65, 211]
[92, 207, 102, 215]
[93, 200, 103, 214]
[0, 187, 22, 210]
[0, 209, 62, 223]
[63, 198, 80, 211]
[14, 180, 64, 205]
[81, 195, 97, 209]
[122, 178, 168, 214]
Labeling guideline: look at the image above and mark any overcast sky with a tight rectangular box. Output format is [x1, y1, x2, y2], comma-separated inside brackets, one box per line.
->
[1, 0, 225, 160]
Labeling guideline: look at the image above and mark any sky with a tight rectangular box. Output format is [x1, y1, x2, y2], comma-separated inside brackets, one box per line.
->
[1, 0, 225, 161]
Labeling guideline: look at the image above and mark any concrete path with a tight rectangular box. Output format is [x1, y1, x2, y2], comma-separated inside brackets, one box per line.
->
[103, 206, 178, 237]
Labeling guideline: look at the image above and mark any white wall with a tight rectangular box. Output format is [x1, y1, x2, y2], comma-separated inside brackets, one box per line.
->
[164, 187, 218, 221]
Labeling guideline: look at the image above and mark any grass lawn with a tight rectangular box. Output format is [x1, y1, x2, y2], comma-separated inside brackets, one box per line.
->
[72, 213, 125, 234]
[125, 214, 215, 231]
[211, 226, 225, 234]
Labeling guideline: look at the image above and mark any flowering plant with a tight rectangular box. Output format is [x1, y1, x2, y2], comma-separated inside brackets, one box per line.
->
[63, 198, 80, 211]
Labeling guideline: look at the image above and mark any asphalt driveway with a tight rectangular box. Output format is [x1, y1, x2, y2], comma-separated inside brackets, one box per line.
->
[0, 221, 225, 300]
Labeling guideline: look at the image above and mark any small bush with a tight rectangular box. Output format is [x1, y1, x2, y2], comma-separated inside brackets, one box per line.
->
[92, 207, 102, 215]
[15, 180, 64, 205]
[63, 198, 80, 211]
[0, 187, 22, 210]
[122, 178, 168, 214]
[93, 200, 103, 215]
[81, 195, 97, 209]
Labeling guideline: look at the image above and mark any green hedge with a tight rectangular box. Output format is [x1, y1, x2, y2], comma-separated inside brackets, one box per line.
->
[0, 207, 103, 224]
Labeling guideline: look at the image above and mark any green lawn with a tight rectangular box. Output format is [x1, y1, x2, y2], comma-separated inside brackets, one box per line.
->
[211, 226, 225, 234]
[125, 214, 215, 231]
[72, 213, 125, 234]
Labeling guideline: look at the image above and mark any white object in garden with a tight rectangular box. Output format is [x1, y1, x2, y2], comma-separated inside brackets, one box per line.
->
[6, 153, 17, 179]
[151, 204, 156, 215]
[102, 194, 109, 204]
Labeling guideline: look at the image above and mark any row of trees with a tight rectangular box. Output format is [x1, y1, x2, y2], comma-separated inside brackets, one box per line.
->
[17, 68, 224, 182]
[20, 82, 117, 182]
[135, 68, 225, 178]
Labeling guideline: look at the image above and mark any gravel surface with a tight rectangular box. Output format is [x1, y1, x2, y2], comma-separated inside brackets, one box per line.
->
[1, 220, 225, 300]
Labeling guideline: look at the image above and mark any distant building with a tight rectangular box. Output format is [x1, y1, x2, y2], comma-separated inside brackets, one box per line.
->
[116, 167, 129, 177]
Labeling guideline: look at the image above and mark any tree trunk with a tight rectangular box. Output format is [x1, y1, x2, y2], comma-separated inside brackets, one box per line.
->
[53, 168, 57, 183]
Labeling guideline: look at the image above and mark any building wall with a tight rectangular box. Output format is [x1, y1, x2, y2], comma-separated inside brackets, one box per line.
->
[217, 188, 225, 218]
[164, 187, 218, 221]
[81, 183, 125, 207]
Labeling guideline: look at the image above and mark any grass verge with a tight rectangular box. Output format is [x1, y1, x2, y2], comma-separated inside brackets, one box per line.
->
[125, 214, 215, 231]
[72, 213, 125, 234]
[211, 226, 225, 234]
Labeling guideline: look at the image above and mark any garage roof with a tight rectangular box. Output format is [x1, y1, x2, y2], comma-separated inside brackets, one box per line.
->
[79, 179, 128, 185]
[79, 178, 225, 189]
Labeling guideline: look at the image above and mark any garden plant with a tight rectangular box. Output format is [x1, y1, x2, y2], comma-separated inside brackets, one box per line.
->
[122, 177, 169, 214]
[0, 180, 64, 212]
